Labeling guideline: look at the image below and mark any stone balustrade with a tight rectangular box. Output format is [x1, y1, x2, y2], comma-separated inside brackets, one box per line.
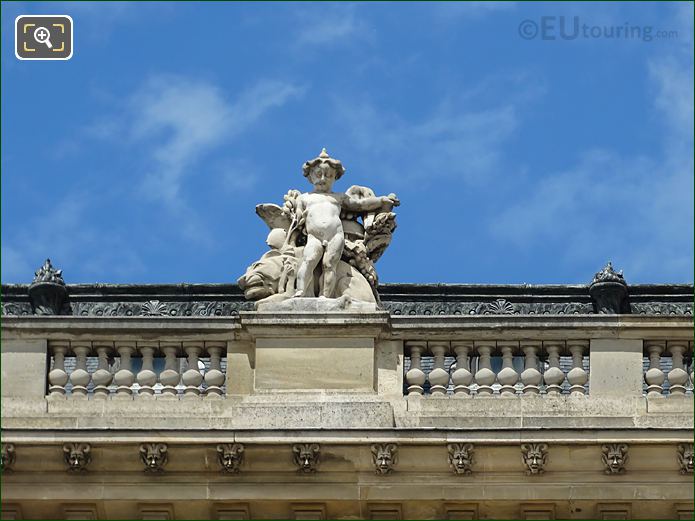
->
[405, 339, 695, 397]
[404, 339, 590, 397]
[643, 340, 695, 396]
[47, 340, 227, 399]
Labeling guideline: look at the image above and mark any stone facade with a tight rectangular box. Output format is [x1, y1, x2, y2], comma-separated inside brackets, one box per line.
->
[1, 279, 693, 520]
[1, 154, 692, 519]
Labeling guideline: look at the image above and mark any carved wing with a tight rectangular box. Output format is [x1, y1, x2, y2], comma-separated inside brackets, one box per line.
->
[256, 204, 292, 231]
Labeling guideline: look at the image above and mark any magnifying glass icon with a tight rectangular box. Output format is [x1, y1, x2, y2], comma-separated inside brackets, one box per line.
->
[33, 26, 53, 49]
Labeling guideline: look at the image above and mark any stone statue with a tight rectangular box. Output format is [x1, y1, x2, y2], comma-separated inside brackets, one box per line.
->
[238, 149, 399, 310]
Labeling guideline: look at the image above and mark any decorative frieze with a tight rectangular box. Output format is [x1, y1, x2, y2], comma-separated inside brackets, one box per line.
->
[2, 442, 695, 477]
[6, 297, 689, 317]
[3, 279, 692, 317]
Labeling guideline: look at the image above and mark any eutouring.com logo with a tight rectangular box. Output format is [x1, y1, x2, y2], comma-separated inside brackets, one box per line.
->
[518, 16, 678, 42]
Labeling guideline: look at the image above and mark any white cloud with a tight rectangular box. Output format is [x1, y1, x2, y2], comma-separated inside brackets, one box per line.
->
[128, 76, 305, 204]
[432, 1, 516, 21]
[334, 75, 540, 187]
[293, 4, 371, 48]
[130, 76, 233, 203]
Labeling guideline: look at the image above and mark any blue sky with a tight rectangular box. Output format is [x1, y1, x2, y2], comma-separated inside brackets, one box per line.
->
[2, 1, 693, 285]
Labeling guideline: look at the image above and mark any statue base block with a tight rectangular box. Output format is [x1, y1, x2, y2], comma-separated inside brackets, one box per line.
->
[256, 296, 377, 313]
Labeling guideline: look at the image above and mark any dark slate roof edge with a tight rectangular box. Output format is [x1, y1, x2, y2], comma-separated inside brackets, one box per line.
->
[1, 282, 692, 300]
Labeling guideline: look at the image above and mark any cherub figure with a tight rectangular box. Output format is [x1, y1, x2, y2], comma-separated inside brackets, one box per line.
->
[293, 149, 399, 298]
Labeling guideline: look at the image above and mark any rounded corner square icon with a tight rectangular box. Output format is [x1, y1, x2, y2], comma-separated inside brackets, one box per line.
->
[16, 15, 73, 61]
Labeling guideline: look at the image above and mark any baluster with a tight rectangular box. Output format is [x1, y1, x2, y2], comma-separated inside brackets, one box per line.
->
[159, 342, 181, 398]
[69, 341, 92, 399]
[92, 342, 114, 400]
[451, 341, 473, 396]
[182, 341, 204, 398]
[542, 341, 565, 396]
[404, 341, 426, 396]
[113, 342, 136, 399]
[137, 342, 158, 399]
[48, 340, 70, 399]
[667, 341, 689, 395]
[520, 341, 542, 395]
[567, 340, 588, 395]
[644, 340, 665, 396]
[473, 341, 496, 396]
[497, 341, 519, 397]
[428, 341, 450, 396]
[204, 342, 226, 398]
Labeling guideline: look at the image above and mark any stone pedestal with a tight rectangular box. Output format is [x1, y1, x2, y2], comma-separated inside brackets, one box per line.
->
[256, 296, 377, 313]
[238, 311, 390, 394]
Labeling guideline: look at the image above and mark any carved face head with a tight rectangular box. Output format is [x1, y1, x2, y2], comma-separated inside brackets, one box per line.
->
[602, 444, 628, 474]
[217, 444, 243, 473]
[67, 449, 87, 470]
[449, 446, 473, 474]
[297, 448, 315, 471]
[62, 443, 90, 472]
[527, 451, 543, 472]
[607, 450, 623, 471]
[221, 452, 236, 470]
[292, 444, 319, 473]
[522, 443, 547, 475]
[607, 449, 624, 471]
[237, 254, 282, 300]
[1, 444, 16, 471]
[308, 163, 337, 193]
[682, 447, 694, 473]
[372, 444, 397, 475]
[140, 444, 167, 472]
[145, 453, 160, 469]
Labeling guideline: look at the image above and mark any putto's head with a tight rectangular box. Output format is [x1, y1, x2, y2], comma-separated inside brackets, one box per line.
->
[302, 148, 345, 192]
